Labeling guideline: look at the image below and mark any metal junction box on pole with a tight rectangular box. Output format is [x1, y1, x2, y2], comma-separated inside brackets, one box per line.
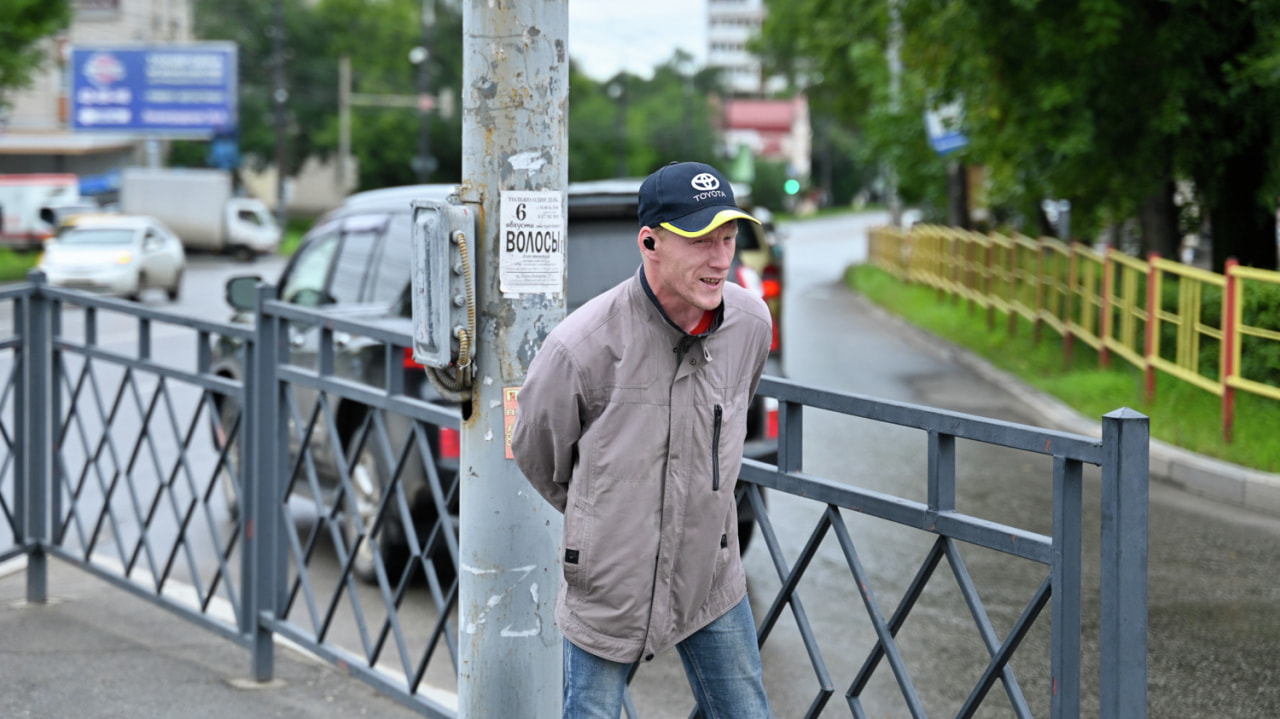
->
[410, 198, 476, 373]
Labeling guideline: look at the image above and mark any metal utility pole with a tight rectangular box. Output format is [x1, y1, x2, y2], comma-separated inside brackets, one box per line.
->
[457, 2, 568, 717]
[271, 0, 288, 230]
[414, 0, 436, 183]
[338, 55, 351, 190]
[886, 0, 903, 227]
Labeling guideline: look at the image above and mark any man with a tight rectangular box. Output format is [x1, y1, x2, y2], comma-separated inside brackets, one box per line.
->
[512, 161, 775, 718]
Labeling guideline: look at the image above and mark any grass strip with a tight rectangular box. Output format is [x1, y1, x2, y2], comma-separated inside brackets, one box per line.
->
[846, 264, 1280, 473]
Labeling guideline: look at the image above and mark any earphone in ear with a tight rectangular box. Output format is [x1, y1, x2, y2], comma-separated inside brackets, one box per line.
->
[644, 237, 655, 251]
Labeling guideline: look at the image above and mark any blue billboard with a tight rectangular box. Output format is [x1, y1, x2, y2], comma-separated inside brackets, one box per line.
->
[70, 43, 237, 136]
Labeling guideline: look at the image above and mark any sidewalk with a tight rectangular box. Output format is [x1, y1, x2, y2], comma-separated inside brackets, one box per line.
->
[0, 556, 425, 719]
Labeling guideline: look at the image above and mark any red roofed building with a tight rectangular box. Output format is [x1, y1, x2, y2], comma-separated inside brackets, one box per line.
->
[721, 95, 811, 179]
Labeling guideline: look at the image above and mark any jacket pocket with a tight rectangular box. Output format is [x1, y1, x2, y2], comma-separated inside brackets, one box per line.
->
[711, 404, 722, 491]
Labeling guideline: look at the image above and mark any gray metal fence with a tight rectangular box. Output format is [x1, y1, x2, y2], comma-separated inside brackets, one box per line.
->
[3, 273, 1149, 718]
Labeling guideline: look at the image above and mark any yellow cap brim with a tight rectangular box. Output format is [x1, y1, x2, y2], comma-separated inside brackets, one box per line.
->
[660, 208, 760, 238]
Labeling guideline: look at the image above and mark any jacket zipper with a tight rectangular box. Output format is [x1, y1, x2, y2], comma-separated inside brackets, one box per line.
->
[712, 404, 722, 491]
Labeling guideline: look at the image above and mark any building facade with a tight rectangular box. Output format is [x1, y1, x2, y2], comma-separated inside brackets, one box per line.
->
[1, 0, 191, 177]
[706, 0, 785, 98]
[721, 95, 811, 180]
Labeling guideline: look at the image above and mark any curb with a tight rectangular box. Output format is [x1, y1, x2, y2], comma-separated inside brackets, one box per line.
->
[848, 290, 1280, 514]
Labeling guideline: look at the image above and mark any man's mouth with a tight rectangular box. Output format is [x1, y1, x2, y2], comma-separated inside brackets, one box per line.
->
[701, 278, 722, 287]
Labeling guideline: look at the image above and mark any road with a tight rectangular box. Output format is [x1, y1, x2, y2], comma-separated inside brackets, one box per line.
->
[8, 221, 1280, 717]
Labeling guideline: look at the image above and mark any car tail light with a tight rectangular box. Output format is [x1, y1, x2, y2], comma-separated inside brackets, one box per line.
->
[403, 346, 425, 369]
[761, 261, 780, 290]
[764, 397, 779, 440]
[439, 427, 461, 459]
[761, 264, 782, 352]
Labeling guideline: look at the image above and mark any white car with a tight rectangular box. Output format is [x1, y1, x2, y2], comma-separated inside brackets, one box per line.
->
[38, 214, 186, 301]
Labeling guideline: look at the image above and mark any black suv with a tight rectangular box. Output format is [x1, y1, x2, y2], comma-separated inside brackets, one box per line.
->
[212, 181, 781, 582]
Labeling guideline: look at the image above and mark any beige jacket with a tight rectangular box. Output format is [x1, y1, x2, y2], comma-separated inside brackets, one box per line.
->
[511, 268, 772, 663]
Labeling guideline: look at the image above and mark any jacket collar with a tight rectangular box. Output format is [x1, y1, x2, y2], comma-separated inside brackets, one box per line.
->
[637, 266, 725, 338]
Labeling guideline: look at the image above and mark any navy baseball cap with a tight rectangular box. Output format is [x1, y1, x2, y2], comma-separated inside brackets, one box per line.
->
[638, 161, 760, 237]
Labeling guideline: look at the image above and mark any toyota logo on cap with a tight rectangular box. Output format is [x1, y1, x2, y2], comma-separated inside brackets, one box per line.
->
[690, 173, 720, 192]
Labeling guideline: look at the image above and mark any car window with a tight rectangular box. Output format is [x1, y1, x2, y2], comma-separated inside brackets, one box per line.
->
[329, 215, 385, 304]
[368, 213, 413, 304]
[565, 218, 639, 312]
[735, 218, 762, 251]
[282, 226, 339, 307]
[57, 227, 136, 245]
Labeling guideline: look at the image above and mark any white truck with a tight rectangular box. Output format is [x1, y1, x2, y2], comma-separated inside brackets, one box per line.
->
[119, 167, 280, 260]
[0, 174, 83, 249]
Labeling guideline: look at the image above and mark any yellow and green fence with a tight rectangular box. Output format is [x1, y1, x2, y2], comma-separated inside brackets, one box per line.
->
[869, 225, 1280, 442]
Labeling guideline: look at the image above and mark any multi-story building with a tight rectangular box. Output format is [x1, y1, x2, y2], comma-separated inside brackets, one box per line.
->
[706, 0, 785, 98]
[1, 0, 191, 178]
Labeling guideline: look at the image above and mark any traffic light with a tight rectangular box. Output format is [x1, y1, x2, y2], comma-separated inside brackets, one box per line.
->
[784, 178, 800, 195]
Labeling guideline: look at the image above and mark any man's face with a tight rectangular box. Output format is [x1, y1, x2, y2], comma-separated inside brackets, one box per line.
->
[647, 222, 737, 318]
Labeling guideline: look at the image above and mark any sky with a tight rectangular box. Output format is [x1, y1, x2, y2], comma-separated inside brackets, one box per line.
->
[567, 2, 707, 81]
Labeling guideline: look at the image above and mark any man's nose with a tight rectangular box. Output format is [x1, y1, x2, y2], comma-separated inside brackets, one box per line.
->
[710, 240, 734, 268]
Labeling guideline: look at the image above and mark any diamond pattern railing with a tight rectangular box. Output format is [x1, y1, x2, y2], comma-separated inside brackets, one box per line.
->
[36, 286, 250, 645]
[253, 291, 463, 717]
[719, 378, 1147, 719]
[8, 275, 1148, 719]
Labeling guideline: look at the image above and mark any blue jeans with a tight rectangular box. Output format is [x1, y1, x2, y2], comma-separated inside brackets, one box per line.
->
[562, 596, 773, 718]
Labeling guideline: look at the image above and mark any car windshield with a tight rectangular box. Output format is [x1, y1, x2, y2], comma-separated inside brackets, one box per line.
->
[57, 228, 136, 246]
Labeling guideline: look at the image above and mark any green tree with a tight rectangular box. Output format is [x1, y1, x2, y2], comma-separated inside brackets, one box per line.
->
[567, 64, 626, 181]
[569, 52, 729, 182]
[186, 4, 731, 197]
[182, 0, 462, 190]
[758, 0, 1280, 271]
[181, 0, 332, 176]
[315, 0, 464, 189]
[755, 0, 948, 215]
[0, 0, 70, 107]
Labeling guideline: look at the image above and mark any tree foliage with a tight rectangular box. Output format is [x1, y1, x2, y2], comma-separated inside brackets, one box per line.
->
[0, 0, 70, 107]
[757, 0, 1280, 270]
[183, 1, 733, 199]
[569, 52, 726, 181]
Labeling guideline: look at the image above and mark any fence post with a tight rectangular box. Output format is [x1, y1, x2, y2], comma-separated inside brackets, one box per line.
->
[1007, 241, 1018, 337]
[1033, 241, 1045, 344]
[12, 289, 26, 568]
[962, 234, 972, 314]
[1100, 250, 1114, 369]
[1099, 407, 1149, 719]
[985, 241, 996, 331]
[249, 283, 283, 681]
[1143, 254, 1160, 403]
[1050, 456, 1083, 719]
[1220, 259, 1238, 443]
[23, 271, 50, 604]
[1063, 244, 1078, 365]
